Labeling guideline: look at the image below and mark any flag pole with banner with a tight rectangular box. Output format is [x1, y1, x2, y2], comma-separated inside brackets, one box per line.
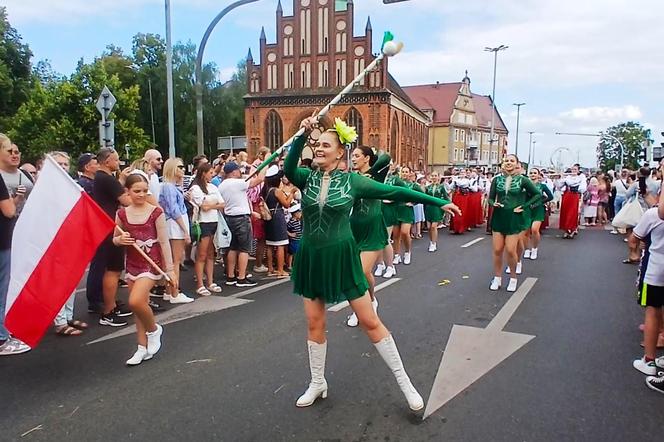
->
[5, 156, 116, 347]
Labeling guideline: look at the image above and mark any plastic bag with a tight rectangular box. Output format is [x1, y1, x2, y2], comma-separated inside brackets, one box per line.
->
[612, 198, 645, 228]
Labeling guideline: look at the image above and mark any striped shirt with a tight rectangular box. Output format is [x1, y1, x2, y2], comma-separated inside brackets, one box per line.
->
[287, 218, 302, 241]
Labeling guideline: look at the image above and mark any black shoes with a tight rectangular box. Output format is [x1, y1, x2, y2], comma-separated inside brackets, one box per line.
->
[236, 278, 258, 287]
[99, 312, 128, 327]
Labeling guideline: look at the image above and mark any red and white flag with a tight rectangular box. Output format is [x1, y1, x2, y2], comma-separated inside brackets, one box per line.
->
[5, 156, 115, 347]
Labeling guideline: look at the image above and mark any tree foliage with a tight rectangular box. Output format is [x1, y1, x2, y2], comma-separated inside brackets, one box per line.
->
[596, 122, 652, 171]
[1, 13, 248, 164]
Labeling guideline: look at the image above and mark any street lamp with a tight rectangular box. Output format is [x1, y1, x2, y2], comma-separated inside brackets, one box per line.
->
[195, 0, 263, 156]
[128, 64, 156, 145]
[527, 131, 535, 166]
[165, 0, 175, 158]
[484, 45, 508, 169]
[555, 131, 625, 170]
[512, 102, 525, 157]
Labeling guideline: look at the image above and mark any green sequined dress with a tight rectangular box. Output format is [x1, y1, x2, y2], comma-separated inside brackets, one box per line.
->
[529, 182, 554, 222]
[488, 174, 540, 235]
[381, 174, 405, 227]
[284, 135, 450, 303]
[350, 154, 391, 252]
[396, 182, 422, 225]
[424, 184, 449, 223]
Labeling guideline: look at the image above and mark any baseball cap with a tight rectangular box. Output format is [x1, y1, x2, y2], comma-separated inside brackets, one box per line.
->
[77, 153, 96, 172]
[288, 203, 301, 213]
[266, 165, 280, 178]
[223, 161, 240, 175]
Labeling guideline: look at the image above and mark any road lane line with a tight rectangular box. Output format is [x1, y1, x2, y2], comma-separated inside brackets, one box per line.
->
[461, 237, 484, 248]
[327, 278, 402, 312]
[228, 277, 291, 299]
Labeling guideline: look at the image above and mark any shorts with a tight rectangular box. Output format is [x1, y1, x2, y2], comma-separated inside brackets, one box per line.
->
[199, 222, 217, 239]
[226, 214, 253, 253]
[167, 216, 190, 240]
[637, 283, 664, 308]
[288, 240, 300, 255]
[101, 235, 125, 272]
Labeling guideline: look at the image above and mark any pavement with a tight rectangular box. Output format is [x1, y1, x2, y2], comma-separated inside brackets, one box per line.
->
[2, 225, 663, 441]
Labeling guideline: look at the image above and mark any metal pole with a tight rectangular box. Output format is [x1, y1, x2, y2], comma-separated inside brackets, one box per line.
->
[527, 131, 534, 165]
[196, 0, 263, 156]
[489, 51, 497, 167]
[148, 77, 156, 144]
[513, 102, 525, 156]
[165, 0, 176, 158]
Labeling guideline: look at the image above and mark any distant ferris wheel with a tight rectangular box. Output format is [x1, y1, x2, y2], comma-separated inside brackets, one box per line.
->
[550, 147, 573, 171]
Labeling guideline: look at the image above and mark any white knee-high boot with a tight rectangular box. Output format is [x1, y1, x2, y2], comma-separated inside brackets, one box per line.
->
[374, 335, 424, 411]
[296, 340, 328, 407]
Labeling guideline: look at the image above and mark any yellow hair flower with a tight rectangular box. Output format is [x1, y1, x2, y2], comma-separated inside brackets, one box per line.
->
[333, 118, 358, 145]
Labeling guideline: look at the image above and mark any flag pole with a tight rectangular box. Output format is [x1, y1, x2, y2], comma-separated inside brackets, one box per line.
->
[245, 32, 403, 182]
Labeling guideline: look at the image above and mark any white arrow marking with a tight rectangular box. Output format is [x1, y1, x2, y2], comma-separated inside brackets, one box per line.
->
[327, 278, 402, 312]
[461, 237, 484, 248]
[423, 277, 537, 419]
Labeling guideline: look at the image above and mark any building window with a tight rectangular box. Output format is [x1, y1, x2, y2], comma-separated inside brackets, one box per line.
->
[491, 151, 498, 162]
[267, 64, 278, 90]
[460, 130, 465, 142]
[390, 114, 399, 156]
[454, 148, 459, 162]
[265, 110, 283, 150]
[344, 107, 363, 148]
[335, 0, 348, 11]
[454, 129, 459, 142]
[318, 7, 329, 53]
[300, 9, 311, 55]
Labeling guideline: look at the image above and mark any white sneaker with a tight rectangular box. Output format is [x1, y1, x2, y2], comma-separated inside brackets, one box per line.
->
[507, 278, 518, 292]
[633, 357, 658, 376]
[530, 248, 538, 260]
[163, 294, 172, 302]
[403, 252, 411, 265]
[505, 266, 511, 274]
[523, 249, 531, 259]
[253, 265, 268, 273]
[374, 263, 385, 277]
[0, 337, 31, 356]
[516, 261, 523, 275]
[126, 345, 153, 366]
[383, 266, 396, 278]
[346, 312, 359, 327]
[489, 276, 501, 291]
[393, 254, 402, 265]
[428, 242, 436, 252]
[146, 324, 163, 356]
[170, 292, 194, 304]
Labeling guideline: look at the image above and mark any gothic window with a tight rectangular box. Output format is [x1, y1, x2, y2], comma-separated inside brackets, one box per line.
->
[335, 60, 346, 86]
[390, 114, 399, 155]
[344, 107, 363, 148]
[318, 7, 329, 53]
[265, 110, 283, 150]
[300, 8, 311, 55]
[284, 63, 294, 89]
[250, 72, 260, 93]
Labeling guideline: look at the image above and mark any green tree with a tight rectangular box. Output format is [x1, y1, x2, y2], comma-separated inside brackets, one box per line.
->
[0, 7, 33, 122]
[597, 122, 652, 171]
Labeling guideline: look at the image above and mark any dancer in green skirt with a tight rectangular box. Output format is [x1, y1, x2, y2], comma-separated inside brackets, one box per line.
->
[488, 154, 540, 292]
[346, 146, 391, 327]
[424, 171, 449, 252]
[375, 163, 403, 278]
[286, 116, 460, 411]
[523, 168, 554, 260]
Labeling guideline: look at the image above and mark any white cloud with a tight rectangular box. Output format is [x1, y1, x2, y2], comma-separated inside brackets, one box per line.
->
[560, 106, 643, 124]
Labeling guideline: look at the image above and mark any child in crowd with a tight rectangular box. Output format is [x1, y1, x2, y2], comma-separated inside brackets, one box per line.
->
[632, 206, 664, 393]
[114, 174, 176, 366]
[286, 204, 302, 270]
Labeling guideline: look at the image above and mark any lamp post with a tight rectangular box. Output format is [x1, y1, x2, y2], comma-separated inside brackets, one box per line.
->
[484, 45, 508, 169]
[555, 131, 625, 170]
[195, 0, 263, 156]
[527, 131, 535, 166]
[512, 102, 525, 157]
[165, 0, 175, 158]
[129, 64, 156, 144]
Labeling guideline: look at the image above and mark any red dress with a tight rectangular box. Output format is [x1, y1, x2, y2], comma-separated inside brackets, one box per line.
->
[118, 206, 164, 280]
[450, 192, 469, 234]
[559, 192, 580, 231]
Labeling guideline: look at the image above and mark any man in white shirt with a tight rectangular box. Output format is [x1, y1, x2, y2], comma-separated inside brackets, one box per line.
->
[143, 149, 163, 200]
[632, 207, 664, 393]
[217, 162, 266, 287]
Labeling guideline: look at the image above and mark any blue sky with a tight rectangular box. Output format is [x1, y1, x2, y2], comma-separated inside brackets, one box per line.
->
[4, 0, 664, 167]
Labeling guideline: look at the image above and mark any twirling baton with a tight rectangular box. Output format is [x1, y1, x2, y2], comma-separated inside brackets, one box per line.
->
[115, 226, 174, 286]
[245, 32, 404, 181]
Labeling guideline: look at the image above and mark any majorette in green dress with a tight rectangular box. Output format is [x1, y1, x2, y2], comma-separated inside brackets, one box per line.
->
[424, 184, 450, 223]
[528, 182, 554, 223]
[488, 174, 541, 235]
[381, 174, 405, 227]
[350, 154, 391, 252]
[396, 181, 423, 225]
[284, 135, 450, 303]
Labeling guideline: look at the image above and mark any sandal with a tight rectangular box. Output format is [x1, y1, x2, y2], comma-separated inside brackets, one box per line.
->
[196, 286, 211, 297]
[56, 325, 82, 336]
[208, 283, 223, 293]
[275, 272, 290, 279]
[622, 258, 639, 265]
[68, 320, 88, 330]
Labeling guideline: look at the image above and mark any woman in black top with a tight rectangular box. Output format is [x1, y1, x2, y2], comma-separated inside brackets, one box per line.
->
[262, 165, 293, 278]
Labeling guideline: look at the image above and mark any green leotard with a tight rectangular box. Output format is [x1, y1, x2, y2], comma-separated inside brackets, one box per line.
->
[529, 182, 554, 223]
[396, 181, 422, 225]
[350, 154, 391, 252]
[284, 135, 450, 303]
[424, 184, 450, 223]
[381, 174, 405, 227]
[488, 174, 540, 235]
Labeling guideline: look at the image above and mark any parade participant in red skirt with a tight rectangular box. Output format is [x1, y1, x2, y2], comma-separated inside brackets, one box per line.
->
[557, 165, 587, 238]
[450, 170, 472, 234]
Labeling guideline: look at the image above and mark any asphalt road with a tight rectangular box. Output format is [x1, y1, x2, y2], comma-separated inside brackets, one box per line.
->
[2, 225, 663, 441]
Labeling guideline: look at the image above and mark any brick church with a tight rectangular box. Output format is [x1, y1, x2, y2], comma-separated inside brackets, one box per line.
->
[244, 0, 429, 170]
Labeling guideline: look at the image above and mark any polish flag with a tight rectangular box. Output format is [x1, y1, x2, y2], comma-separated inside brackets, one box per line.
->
[5, 156, 115, 347]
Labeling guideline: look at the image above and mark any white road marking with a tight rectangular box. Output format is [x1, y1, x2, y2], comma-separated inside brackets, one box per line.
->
[461, 237, 484, 248]
[327, 278, 402, 312]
